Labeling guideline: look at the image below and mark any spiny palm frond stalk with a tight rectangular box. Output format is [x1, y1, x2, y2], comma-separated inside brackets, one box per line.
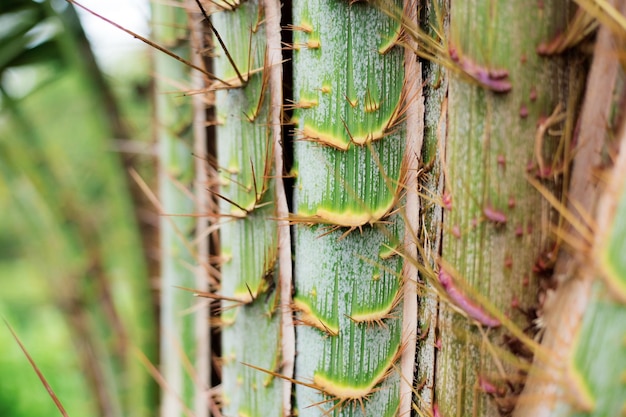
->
[291, 1, 419, 415]
[426, 1, 579, 416]
[211, 1, 287, 415]
[152, 2, 198, 416]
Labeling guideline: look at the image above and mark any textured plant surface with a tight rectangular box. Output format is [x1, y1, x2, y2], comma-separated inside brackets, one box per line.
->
[19, 1, 626, 416]
[203, 1, 625, 417]
[431, 1, 576, 415]
[152, 2, 199, 416]
[515, 2, 626, 415]
[212, 1, 284, 416]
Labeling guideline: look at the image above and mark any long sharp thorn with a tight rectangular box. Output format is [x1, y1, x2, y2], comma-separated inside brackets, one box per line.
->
[194, 0, 246, 85]
[245, 282, 256, 302]
[210, 190, 248, 214]
[250, 158, 259, 200]
[67, 0, 231, 86]
[4, 319, 70, 417]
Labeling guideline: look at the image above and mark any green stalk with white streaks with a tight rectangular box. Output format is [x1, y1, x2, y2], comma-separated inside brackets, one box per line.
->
[292, 1, 412, 415]
[212, 1, 283, 415]
[153, 2, 197, 415]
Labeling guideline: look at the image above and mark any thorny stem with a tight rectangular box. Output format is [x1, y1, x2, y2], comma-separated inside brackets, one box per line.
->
[193, 0, 247, 85]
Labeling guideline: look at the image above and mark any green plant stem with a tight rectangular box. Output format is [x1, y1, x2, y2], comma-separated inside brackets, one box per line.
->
[436, 1, 574, 416]
[292, 1, 409, 416]
[212, 2, 283, 416]
[152, 2, 197, 416]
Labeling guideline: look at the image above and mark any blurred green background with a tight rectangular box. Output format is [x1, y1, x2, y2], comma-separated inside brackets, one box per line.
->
[0, 1, 158, 416]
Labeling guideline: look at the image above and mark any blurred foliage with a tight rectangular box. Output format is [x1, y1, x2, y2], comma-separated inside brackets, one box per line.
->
[0, 1, 157, 417]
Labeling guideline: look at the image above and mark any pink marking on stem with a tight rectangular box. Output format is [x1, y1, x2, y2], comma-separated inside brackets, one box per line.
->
[468, 64, 512, 93]
[489, 68, 510, 80]
[448, 43, 512, 93]
[535, 166, 553, 178]
[515, 224, 524, 237]
[520, 103, 529, 118]
[478, 375, 501, 395]
[508, 196, 516, 209]
[497, 154, 506, 169]
[442, 192, 453, 211]
[483, 205, 507, 224]
[529, 86, 538, 101]
[537, 31, 564, 55]
[433, 403, 443, 417]
[448, 44, 460, 62]
[451, 224, 461, 239]
[532, 261, 544, 274]
[434, 337, 442, 350]
[437, 268, 501, 327]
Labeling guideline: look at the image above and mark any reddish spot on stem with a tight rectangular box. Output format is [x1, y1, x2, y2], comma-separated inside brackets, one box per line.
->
[515, 224, 524, 237]
[442, 192, 453, 211]
[448, 43, 512, 93]
[529, 86, 538, 101]
[520, 53, 527, 64]
[449, 43, 459, 62]
[537, 29, 566, 56]
[483, 205, 507, 224]
[533, 257, 549, 274]
[508, 196, 516, 209]
[433, 403, 442, 417]
[535, 166, 553, 178]
[452, 224, 461, 239]
[511, 295, 520, 309]
[519, 103, 529, 118]
[504, 256, 513, 269]
[438, 267, 501, 327]
[489, 69, 509, 80]
[478, 375, 504, 396]
[522, 274, 530, 286]
[497, 154, 506, 170]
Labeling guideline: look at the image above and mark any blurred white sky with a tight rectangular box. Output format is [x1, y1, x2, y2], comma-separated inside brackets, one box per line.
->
[74, 0, 150, 69]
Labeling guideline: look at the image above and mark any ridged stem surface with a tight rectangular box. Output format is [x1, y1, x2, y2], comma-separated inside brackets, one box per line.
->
[292, 1, 410, 416]
[153, 2, 197, 415]
[213, 1, 283, 415]
[437, 1, 572, 416]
